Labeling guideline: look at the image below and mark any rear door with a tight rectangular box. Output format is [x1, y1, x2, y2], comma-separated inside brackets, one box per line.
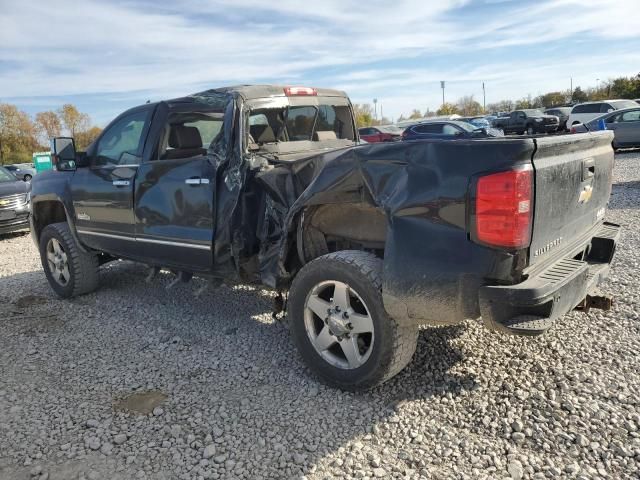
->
[528, 132, 614, 267]
[611, 109, 640, 145]
[72, 105, 153, 255]
[133, 104, 220, 272]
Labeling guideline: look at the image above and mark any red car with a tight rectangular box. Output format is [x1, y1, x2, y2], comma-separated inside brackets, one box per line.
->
[358, 125, 403, 143]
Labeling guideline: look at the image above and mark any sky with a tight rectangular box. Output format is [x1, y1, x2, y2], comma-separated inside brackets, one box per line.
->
[1, 0, 639, 126]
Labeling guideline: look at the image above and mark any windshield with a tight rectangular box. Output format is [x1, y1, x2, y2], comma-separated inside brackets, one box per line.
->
[0, 167, 17, 182]
[454, 122, 477, 132]
[523, 109, 545, 116]
[378, 125, 403, 134]
[611, 100, 639, 110]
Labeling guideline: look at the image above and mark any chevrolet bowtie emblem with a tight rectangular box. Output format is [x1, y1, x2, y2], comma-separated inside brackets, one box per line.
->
[579, 185, 593, 204]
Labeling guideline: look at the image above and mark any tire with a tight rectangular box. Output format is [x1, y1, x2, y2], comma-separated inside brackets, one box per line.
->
[39, 222, 99, 298]
[526, 126, 535, 135]
[23, 174, 32, 182]
[288, 250, 418, 390]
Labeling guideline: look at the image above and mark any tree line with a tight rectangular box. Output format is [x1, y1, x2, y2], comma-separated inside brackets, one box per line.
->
[0, 104, 102, 165]
[356, 74, 640, 127]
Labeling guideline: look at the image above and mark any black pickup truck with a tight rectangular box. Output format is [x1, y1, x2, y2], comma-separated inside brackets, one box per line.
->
[494, 109, 560, 135]
[31, 85, 619, 390]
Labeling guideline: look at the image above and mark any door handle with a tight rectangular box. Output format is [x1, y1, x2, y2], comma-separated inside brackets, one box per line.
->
[185, 178, 210, 185]
[112, 180, 130, 187]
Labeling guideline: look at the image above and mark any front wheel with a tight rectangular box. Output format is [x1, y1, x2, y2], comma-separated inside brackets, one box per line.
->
[526, 126, 535, 135]
[23, 174, 32, 182]
[39, 222, 99, 298]
[288, 251, 418, 390]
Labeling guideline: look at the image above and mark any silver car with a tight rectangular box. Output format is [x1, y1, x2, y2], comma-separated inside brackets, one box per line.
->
[5, 164, 36, 182]
[571, 107, 640, 150]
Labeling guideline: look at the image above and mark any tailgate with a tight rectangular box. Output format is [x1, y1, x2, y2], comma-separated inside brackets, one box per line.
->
[529, 131, 614, 267]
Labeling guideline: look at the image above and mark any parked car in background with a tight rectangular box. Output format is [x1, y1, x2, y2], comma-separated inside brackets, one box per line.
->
[358, 125, 403, 143]
[492, 110, 559, 135]
[401, 120, 500, 140]
[5, 164, 36, 182]
[570, 107, 640, 150]
[567, 99, 638, 128]
[0, 166, 31, 234]
[544, 107, 572, 131]
[457, 117, 505, 137]
[635, 99, 640, 104]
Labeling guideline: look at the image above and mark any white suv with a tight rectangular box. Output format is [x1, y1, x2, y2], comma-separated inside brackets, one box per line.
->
[567, 99, 638, 127]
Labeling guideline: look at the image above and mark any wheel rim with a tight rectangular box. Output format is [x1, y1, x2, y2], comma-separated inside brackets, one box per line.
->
[46, 238, 70, 286]
[303, 280, 375, 370]
[527, 127, 533, 135]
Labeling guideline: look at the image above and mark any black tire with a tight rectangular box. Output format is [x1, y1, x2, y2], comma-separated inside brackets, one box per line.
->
[526, 126, 535, 135]
[23, 174, 32, 182]
[39, 222, 99, 298]
[288, 250, 418, 390]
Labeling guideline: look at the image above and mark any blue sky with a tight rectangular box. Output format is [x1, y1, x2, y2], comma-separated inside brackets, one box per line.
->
[1, 0, 639, 126]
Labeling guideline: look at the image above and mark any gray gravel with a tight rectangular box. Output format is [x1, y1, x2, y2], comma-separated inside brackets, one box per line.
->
[1, 150, 639, 480]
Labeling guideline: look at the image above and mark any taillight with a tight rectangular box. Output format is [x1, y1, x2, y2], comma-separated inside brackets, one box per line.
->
[475, 167, 533, 249]
[284, 87, 317, 96]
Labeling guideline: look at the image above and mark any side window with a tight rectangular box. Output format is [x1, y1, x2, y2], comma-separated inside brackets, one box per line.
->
[621, 110, 640, 122]
[158, 111, 224, 160]
[518, 112, 526, 119]
[95, 110, 149, 167]
[600, 103, 612, 113]
[414, 124, 443, 134]
[442, 124, 460, 136]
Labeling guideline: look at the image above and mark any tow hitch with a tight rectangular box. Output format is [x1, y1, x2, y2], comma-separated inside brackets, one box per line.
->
[575, 291, 613, 313]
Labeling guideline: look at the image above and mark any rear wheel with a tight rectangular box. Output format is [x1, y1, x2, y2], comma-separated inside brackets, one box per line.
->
[526, 126, 535, 135]
[39, 222, 99, 298]
[23, 174, 32, 182]
[288, 251, 418, 390]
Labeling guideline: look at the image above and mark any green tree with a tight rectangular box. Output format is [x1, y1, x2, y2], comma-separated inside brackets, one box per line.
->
[408, 109, 423, 120]
[457, 95, 483, 115]
[353, 104, 375, 127]
[539, 91, 567, 107]
[58, 104, 90, 137]
[0, 103, 38, 164]
[571, 87, 588, 103]
[35, 111, 62, 146]
[436, 103, 460, 115]
[75, 126, 103, 150]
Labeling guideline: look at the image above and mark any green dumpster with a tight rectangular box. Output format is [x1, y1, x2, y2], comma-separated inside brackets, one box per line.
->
[33, 151, 53, 173]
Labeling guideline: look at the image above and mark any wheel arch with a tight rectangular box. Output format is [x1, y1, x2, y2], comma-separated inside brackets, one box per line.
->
[290, 202, 388, 271]
[31, 198, 87, 252]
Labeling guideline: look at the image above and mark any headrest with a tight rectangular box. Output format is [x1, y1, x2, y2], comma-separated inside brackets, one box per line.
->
[169, 125, 202, 149]
[313, 131, 337, 141]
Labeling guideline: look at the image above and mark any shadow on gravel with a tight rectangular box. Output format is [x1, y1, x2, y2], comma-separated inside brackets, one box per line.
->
[610, 181, 640, 209]
[1, 262, 474, 479]
[0, 230, 30, 241]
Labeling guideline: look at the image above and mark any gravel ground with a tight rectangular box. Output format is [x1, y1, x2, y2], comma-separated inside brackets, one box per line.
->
[0, 151, 639, 480]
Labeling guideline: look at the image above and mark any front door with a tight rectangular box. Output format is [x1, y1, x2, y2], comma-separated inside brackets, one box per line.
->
[72, 106, 153, 256]
[133, 107, 222, 272]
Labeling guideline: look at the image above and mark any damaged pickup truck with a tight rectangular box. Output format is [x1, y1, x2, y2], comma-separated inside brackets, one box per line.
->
[30, 85, 620, 390]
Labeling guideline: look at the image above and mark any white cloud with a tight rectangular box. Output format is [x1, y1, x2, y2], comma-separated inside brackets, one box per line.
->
[1, 0, 639, 120]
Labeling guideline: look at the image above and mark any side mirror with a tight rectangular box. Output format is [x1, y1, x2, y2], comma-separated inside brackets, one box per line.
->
[51, 137, 77, 171]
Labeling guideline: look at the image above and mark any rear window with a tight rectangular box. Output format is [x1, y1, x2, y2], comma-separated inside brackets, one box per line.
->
[572, 103, 602, 114]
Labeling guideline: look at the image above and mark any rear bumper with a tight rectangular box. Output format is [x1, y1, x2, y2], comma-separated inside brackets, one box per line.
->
[479, 222, 620, 335]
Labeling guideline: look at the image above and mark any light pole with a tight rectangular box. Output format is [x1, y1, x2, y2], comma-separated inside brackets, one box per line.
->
[440, 81, 445, 107]
[373, 98, 378, 121]
[482, 82, 486, 112]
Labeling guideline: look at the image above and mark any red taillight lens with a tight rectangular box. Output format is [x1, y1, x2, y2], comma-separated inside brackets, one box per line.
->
[475, 168, 533, 249]
[284, 87, 317, 96]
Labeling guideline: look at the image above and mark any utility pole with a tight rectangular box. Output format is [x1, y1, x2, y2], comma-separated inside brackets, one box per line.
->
[440, 81, 445, 107]
[482, 82, 486, 112]
[570, 77, 573, 102]
[373, 98, 378, 121]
